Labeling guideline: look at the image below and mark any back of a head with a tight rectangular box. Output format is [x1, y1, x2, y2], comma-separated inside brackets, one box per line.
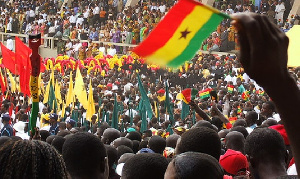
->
[176, 127, 221, 160]
[166, 134, 180, 149]
[132, 140, 140, 154]
[192, 120, 214, 130]
[0, 136, 12, 146]
[62, 132, 107, 178]
[112, 137, 133, 149]
[105, 145, 118, 169]
[102, 128, 121, 144]
[0, 140, 67, 179]
[126, 131, 142, 141]
[122, 153, 168, 179]
[148, 135, 166, 154]
[40, 130, 51, 142]
[233, 119, 247, 128]
[245, 128, 286, 164]
[46, 135, 57, 144]
[117, 145, 134, 159]
[211, 117, 224, 131]
[165, 152, 223, 179]
[51, 136, 66, 154]
[230, 126, 249, 139]
[225, 131, 245, 154]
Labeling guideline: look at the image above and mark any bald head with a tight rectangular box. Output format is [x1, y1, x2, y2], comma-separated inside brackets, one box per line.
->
[225, 131, 245, 154]
[101, 128, 121, 145]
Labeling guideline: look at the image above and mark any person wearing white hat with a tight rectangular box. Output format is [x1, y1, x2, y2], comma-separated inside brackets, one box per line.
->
[13, 121, 29, 140]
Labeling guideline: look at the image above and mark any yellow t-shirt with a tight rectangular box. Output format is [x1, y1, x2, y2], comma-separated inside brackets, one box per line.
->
[40, 113, 50, 128]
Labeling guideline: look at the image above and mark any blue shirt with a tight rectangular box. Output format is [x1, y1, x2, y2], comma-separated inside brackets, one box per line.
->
[49, 123, 59, 135]
[1, 124, 13, 137]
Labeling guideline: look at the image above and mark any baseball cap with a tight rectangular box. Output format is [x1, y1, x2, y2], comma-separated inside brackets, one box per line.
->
[269, 124, 289, 145]
[157, 89, 165, 94]
[219, 149, 248, 176]
[2, 114, 10, 121]
[50, 113, 58, 120]
[66, 119, 76, 127]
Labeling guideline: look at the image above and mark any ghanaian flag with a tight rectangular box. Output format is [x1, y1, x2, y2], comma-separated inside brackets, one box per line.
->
[133, 0, 229, 67]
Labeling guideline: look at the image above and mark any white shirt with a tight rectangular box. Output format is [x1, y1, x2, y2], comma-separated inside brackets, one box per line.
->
[99, 47, 106, 54]
[73, 43, 82, 52]
[6, 39, 14, 51]
[29, 10, 35, 17]
[107, 48, 116, 56]
[76, 17, 84, 26]
[83, 10, 90, 18]
[158, 5, 166, 13]
[69, 15, 77, 23]
[93, 6, 100, 15]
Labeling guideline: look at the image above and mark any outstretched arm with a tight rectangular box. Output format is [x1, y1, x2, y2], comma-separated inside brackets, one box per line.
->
[232, 13, 300, 174]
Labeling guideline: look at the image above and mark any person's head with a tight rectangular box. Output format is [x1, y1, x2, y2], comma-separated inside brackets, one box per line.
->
[233, 119, 247, 127]
[225, 131, 245, 154]
[111, 137, 133, 149]
[117, 145, 134, 159]
[122, 153, 168, 179]
[1, 102, 9, 113]
[166, 134, 180, 149]
[126, 131, 142, 142]
[62, 132, 108, 179]
[66, 119, 76, 130]
[219, 149, 248, 177]
[1, 114, 10, 124]
[49, 113, 58, 124]
[51, 136, 66, 154]
[230, 126, 249, 139]
[105, 145, 118, 170]
[261, 101, 276, 117]
[165, 152, 224, 179]
[176, 127, 221, 160]
[245, 128, 288, 177]
[148, 135, 166, 154]
[192, 120, 215, 130]
[0, 140, 67, 178]
[245, 111, 258, 127]
[102, 128, 121, 145]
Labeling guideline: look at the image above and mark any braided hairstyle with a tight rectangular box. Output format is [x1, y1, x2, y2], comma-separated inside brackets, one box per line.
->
[0, 140, 68, 179]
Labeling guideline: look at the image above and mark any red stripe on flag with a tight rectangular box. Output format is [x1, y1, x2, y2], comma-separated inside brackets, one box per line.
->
[133, 0, 200, 57]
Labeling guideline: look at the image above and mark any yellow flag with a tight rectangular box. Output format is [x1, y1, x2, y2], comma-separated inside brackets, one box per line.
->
[66, 71, 74, 106]
[7, 70, 16, 93]
[86, 79, 95, 121]
[55, 80, 62, 105]
[74, 67, 88, 109]
[43, 70, 54, 104]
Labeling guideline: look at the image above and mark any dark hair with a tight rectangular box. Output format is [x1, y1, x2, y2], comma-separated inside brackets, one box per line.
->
[40, 130, 51, 142]
[225, 131, 245, 154]
[211, 117, 224, 131]
[245, 128, 286, 164]
[166, 134, 180, 149]
[46, 135, 57, 144]
[148, 135, 166, 154]
[172, 152, 224, 179]
[265, 101, 276, 112]
[112, 137, 133, 149]
[57, 130, 71, 137]
[51, 136, 66, 154]
[122, 153, 168, 179]
[102, 128, 121, 145]
[126, 131, 142, 141]
[117, 145, 134, 159]
[176, 127, 221, 160]
[139, 140, 148, 150]
[233, 119, 247, 127]
[105, 145, 118, 168]
[230, 126, 249, 139]
[132, 140, 140, 154]
[192, 120, 215, 130]
[62, 132, 107, 178]
[0, 136, 12, 146]
[0, 140, 67, 179]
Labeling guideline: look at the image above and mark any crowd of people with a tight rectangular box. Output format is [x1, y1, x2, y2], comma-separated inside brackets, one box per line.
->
[0, 0, 297, 55]
[0, 0, 299, 178]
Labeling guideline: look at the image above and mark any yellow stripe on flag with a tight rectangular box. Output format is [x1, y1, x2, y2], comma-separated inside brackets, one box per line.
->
[146, 6, 213, 65]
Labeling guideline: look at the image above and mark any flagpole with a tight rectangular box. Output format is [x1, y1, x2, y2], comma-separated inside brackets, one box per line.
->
[29, 33, 41, 135]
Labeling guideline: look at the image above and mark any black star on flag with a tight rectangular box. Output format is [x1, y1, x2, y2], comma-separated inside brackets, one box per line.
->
[179, 28, 191, 39]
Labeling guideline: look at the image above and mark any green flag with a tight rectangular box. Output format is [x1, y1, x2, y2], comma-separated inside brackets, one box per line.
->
[140, 105, 147, 133]
[165, 81, 174, 124]
[137, 74, 153, 119]
[166, 124, 173, 135]
[181, 101, 190, 120]
[111, 94, 118, 129]
[48, 80, 57, 113]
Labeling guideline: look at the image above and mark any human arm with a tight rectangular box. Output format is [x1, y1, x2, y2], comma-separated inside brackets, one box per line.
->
[232, 13, 300, 174]
[189, 100, 210, 121]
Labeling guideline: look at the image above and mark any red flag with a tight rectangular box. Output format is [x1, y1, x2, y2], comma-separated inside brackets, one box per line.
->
[0, 43, 16, 74]
[15, 37, 32, 97]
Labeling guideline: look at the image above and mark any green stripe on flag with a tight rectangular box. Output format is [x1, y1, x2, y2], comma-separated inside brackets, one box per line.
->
[167, 13, 224, 67]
